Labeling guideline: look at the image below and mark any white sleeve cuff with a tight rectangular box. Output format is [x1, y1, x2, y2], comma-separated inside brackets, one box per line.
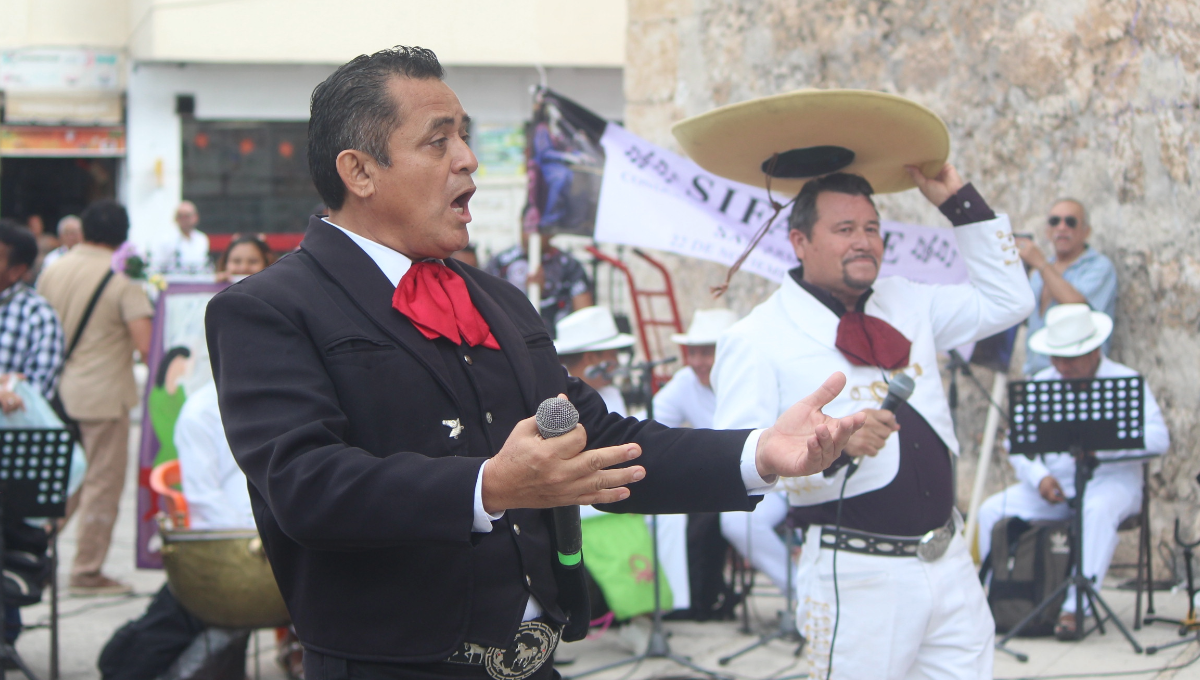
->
[473, 460, 505, 533]
[740, 429, 777, 494]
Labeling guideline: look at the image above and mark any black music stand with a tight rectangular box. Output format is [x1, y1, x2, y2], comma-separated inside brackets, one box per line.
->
[0, 429, 74, 680]
[996, 377, 1146, 659]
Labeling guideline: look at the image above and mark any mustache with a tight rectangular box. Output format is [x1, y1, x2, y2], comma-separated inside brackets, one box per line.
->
[842, 253, 878, 266]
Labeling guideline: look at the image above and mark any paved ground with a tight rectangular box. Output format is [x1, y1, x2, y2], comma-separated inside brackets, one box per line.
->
[8, 425, 1198, 679]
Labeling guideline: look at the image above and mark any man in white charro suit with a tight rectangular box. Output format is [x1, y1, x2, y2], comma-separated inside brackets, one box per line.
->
[670, 89, 1035, 679]
[712, 164, 1033, 678]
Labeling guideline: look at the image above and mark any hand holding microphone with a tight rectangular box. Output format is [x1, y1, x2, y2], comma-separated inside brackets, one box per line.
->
[536, 398, 585, 568]
[845, 374, 912, 463]
[480, 395, 644, 516]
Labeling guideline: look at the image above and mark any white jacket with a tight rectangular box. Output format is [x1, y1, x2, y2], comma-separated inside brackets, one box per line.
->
[712, 216, 1035, 506]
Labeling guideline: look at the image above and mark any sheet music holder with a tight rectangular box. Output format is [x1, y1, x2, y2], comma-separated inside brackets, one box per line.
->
[0, 428, 75, 680]
[996, 376, 1146, 660]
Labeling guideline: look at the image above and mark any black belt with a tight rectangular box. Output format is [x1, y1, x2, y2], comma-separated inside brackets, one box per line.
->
[445, 620, 561, 680]
[820, 515, 955, 562]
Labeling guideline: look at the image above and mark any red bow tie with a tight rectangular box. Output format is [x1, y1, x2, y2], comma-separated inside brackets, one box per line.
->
[835, 312, 911, 370]
[392, 262, 500, 349]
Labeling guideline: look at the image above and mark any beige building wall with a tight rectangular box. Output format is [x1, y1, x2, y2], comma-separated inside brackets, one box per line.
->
[626, 0, 1199, 575]
[1, 0, 625, 67]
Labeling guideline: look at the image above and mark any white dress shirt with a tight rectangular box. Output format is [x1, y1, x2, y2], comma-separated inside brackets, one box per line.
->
[176, 381, 256, 531]
[652, 367, 714, 429]
[153, 229, 212, 275]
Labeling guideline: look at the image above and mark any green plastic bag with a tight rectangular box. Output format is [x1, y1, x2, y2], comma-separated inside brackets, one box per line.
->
[580, 513, 671, 620]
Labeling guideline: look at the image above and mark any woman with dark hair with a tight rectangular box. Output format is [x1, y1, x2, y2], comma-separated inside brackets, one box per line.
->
[148, 346, 192, 467]
[216, 235, 271, 282]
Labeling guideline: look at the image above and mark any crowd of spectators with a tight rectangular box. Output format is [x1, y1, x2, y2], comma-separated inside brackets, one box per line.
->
[0, 187, 1128, 670]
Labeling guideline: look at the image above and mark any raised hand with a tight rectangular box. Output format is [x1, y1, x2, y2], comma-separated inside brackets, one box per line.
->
[905, 162, 966, 207]
[754, 372, 868, 480]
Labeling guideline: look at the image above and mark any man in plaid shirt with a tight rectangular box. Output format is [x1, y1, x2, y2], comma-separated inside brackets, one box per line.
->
[0, 219, 64, 644]
[0, 220, 64, 403]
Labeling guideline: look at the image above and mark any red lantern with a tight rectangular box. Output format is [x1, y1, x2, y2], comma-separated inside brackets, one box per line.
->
[278, 140, 295, 159]
[194, 132, 209, 149]
[239, 138, 255, 155]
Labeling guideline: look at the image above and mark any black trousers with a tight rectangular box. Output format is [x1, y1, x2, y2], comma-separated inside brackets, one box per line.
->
[303, 649, 559, 680]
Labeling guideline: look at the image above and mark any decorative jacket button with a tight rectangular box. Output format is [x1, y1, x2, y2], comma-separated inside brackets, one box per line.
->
[513, 524, 521, 535]
[464, 355, 473, 365]
[486, 412, 493, 423]
[525, 575, 532, 586]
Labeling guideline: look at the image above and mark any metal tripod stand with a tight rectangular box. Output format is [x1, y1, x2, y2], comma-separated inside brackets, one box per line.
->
[997, 446, 1144, 659]
[718, 520, 805, 669]
[1145, 518, 1200, 655]
[565, 358, 732, 680]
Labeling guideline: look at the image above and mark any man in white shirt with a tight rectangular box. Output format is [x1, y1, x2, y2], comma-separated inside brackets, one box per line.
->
[654, 309, 793, 596]
[152, 201, 212, 276]
[976, 304, 1169, 639]
[175, 379, 255, 531]
[554, 306, 634, 416]
[40, 215, 82, 274]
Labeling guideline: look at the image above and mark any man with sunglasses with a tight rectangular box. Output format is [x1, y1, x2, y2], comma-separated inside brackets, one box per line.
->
[1015, 199, 1117, 375]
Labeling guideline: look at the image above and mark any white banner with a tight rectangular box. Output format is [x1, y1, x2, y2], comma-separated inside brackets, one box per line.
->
[594, 124, 967, 286]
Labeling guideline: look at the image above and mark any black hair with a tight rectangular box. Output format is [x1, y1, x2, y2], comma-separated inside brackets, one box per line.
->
[787, 173, 876, 237]
[218, 234, 272, 272]
[0, 219, 37, 269]
[81, 199, 130, 247]
[308, 46, 445, 210]
[156, 346, 192, 388]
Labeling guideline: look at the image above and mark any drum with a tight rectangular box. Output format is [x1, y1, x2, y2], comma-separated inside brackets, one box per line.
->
[160, 528, 291, 629]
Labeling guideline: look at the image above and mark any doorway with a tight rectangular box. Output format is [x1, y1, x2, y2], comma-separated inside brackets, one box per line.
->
[0, 157, 118, 234]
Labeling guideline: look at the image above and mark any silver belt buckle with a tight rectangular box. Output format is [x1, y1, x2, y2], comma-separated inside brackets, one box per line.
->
[916, 519, 955, 563]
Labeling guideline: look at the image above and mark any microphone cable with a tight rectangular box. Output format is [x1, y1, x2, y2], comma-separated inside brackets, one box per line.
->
[825, 466, 851, 680]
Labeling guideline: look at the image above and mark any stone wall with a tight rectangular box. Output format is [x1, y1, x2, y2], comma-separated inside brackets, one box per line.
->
[624, 0, 1200, 576]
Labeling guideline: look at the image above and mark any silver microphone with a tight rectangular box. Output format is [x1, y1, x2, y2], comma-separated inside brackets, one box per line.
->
[536, 397, 579, 439]
[535, 397, 583, 568]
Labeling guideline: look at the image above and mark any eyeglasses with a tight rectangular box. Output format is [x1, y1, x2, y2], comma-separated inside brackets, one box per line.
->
[1047, 215, 1078, 228]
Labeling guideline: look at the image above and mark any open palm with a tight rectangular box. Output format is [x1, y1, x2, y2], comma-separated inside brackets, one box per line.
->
[755, 372, 867, 479]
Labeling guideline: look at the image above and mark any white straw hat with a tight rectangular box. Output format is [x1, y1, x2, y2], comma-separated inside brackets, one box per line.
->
[671, 309, 739, 346]
[1027, 304, 1113, 358]
[554, 306, 636, 354]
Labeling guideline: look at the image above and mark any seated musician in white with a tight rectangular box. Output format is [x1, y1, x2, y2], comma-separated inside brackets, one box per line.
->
[977, 304, 1169, 639]
[175, 379, 255, 531]
[654, 309, 793, 595]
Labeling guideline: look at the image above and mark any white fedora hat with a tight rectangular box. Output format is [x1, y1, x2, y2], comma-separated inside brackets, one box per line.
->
[671, 309, 739, 346]
[554, 306, 636, 355]
[1027, 304, 1113, 358]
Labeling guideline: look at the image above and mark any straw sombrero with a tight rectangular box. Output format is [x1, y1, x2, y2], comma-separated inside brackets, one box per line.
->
[671, 89, 950, 195]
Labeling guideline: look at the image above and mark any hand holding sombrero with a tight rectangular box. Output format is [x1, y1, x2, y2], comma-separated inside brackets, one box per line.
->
[671, 89, 950, 195]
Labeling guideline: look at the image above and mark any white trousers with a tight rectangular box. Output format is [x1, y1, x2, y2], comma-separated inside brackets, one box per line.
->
[720, 491, 791, 593]
[646, 514, 690, 611]
[976, 476, 1141, 613]
[798, 530, 994, 680]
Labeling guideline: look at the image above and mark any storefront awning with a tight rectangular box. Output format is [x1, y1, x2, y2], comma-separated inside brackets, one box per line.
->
[0, 125, 125, 157]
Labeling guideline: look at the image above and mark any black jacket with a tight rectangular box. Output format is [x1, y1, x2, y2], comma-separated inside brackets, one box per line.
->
[205, 217, 757, 663]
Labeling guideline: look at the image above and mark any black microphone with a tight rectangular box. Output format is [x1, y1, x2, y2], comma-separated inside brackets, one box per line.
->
[535, 397, 583, 569]
[879, 373, 916, 413]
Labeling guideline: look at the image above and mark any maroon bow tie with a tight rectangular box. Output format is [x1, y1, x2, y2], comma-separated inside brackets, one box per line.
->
[835, 312, 911, 370]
